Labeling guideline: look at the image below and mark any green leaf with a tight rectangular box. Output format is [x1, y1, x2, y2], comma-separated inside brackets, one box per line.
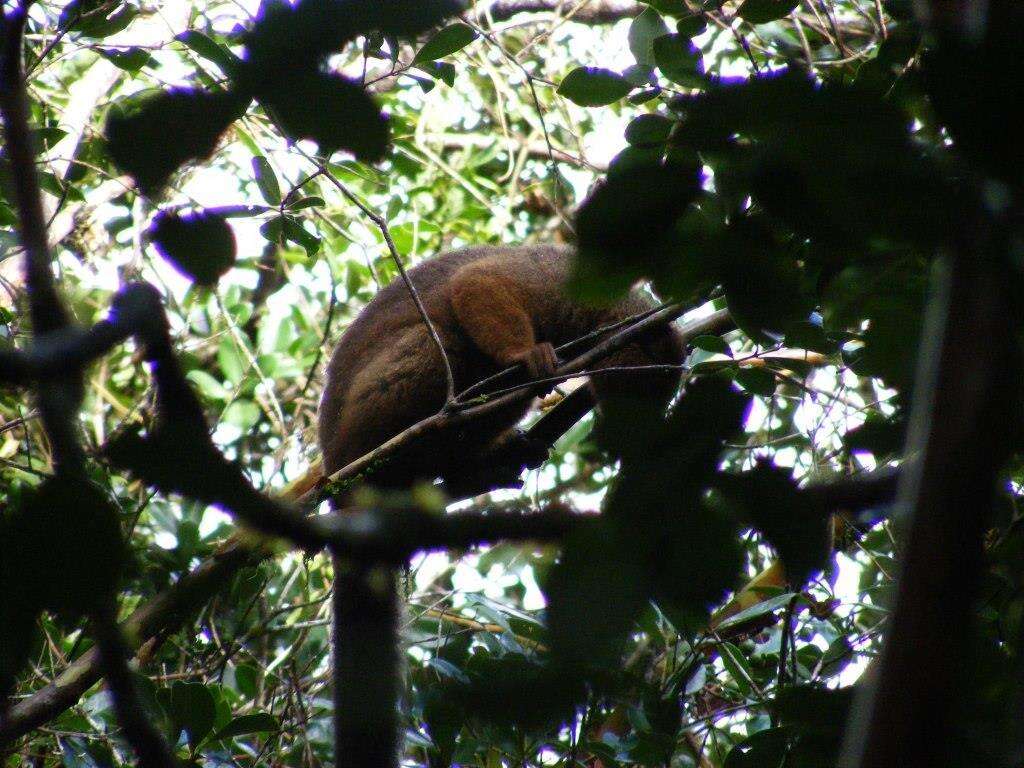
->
[625, 113, 674, 146]
[252, 156, 282, 206]
[415, 60, 457, 86]
[692, 334, 731, 355]
[287, 196, 325, 210]
[735, 367, 776, 397]
[413, 22, 477, 62]
[217, 338, 246, 385]
[714, 592, 800, 631]
[737, 0, 800, 24]
[642, 0, 690, 14]
[97, 46, 153, 72]
[170, 682, 217, 749]
[223, 400, 261, 431]
[628, 86, 662, 104]
[653, 34, 705, 87]
[214, 712, 280, 740]
[175, 30, 242, 75]
[719, 641, 756, 695]
[676, 14, 708, 36]
[233, 664, 258, 698]
[186, 370, 229, 401]
[629, 8, 669, 68]
[282, 215, 322, 259]
[557, 67, 633, 107]
[149, 210, 236, 285]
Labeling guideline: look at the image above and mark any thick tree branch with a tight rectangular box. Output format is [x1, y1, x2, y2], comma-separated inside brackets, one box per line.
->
[476, 0, 641, 24]
[0, 458, 901, 746]
[1, 7, 178, 764]
[839, 222, 1015, 764]
[0, 3, 69, 335]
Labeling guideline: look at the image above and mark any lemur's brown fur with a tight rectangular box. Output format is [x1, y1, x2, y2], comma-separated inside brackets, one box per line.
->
[318, 244, 685, 484]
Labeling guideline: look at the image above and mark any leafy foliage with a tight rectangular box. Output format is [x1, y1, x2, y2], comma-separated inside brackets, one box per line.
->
[3, 0, 1024, 766]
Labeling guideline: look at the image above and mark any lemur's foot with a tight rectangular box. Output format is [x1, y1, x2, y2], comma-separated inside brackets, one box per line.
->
[508, 342, 558, 381]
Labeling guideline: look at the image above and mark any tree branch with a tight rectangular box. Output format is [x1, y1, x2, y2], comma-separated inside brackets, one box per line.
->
[839, 209, 1015, 762]
[476, 0, 642, 24]
[310, 306, 733, 505]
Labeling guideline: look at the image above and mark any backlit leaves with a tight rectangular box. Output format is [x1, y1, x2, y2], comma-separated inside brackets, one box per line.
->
[558, 67, 633, 106]
[150, 210, 237, 285]
[105, 88, 248, 194]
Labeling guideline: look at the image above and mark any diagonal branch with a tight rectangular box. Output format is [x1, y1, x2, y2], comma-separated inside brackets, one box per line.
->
[310, 305, 732, 504]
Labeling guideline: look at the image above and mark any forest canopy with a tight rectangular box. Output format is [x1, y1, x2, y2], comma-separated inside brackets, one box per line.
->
[1, 0, 1021, 767]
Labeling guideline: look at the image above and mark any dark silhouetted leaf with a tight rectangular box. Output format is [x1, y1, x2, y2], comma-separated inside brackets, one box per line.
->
[676, 14, 707, 36]
[545, 519, 648, 669]
[59, 0, 137, 38]
[106, 88, 248, 194]
[214, 712, 281, 740]
[97, 46, 153, 72]
[413, 22, 477, 62]
[350, 0, 465, 36]
[769, 686, 855, 767]
[170, 681, 216, 749]
[735, 366, 776, 397]
[783, 319, 836, 354]
[642, 0, 689, 14]
[176, 30, 242, 75]
[416, 60, 457, 86]
[288, 195, 325, 210]
[572, 161, 702, 300]
[558, 67, 633, 106]
[242, 0, 460, 73]
[593, 378, 751, 623]
[257, 71, 389, 161]
[150, 210, 237, 285]
[737, 0, 800, 24]
[2, 477, 124, 617]
[676, 71, 954, 249]
[653, 34, 705, 87]
[716, 220, 811, 344]
[922, 11, 1024, 185]
[725, 726, 791, 768]
[625, 113, 674, 146]
[715, 461, 831, 586]
[456, 654, 581, 729]
[844, 413, 906, 459]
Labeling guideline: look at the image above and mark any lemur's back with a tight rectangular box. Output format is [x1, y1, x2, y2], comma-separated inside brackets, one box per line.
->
[317, 245, 681, 477]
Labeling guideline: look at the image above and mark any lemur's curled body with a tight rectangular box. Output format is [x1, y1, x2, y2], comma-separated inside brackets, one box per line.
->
[318, 244, 686, 768]
[318, 244, 685, 484]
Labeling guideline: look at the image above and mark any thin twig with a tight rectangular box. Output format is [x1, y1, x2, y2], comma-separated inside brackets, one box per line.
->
[0, 3, 69, 335]
[454, 301, 669, 403]
[315, 162, 457, 404]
